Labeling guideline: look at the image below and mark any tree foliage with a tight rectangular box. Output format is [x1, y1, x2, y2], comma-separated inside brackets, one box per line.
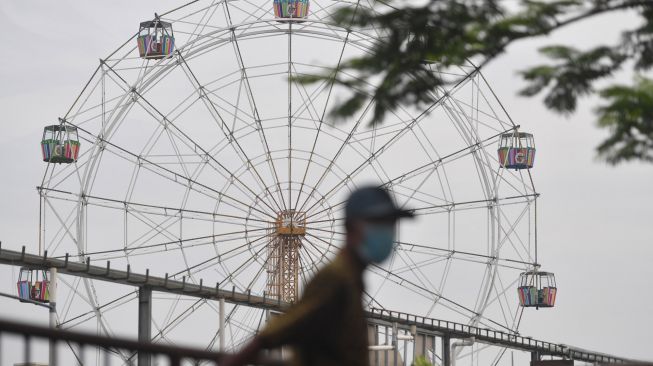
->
[300, 0, 653, 164]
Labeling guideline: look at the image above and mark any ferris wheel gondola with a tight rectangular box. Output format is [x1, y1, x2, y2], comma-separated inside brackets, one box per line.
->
[137, 18, 175, 59]
[273, 0, 309, 20]
[41, 124, 80, 164]
[16, 267, 50, 303]
[518, 271, 557, 309]
[498, 131, 536, 169]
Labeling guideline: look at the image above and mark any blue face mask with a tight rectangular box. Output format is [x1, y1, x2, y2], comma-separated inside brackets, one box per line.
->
[357, 224, 396, 264]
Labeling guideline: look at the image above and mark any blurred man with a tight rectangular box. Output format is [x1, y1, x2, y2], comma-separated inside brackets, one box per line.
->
[222, 186, 413, 366]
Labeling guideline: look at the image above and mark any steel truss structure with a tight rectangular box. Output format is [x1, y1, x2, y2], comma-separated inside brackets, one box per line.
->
[36, 0, 549, 364]
[0, 247, 632, 365]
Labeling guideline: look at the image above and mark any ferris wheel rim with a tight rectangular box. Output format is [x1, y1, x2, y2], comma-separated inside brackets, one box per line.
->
[38, 2, 542, 360]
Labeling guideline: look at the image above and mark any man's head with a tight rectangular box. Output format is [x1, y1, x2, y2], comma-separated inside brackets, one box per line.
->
[344, 186, 414, 265]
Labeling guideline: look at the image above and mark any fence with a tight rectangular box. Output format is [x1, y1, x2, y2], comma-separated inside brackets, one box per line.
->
[0, 317, 282, 366]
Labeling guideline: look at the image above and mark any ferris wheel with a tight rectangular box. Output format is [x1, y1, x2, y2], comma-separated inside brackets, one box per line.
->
[36, 0, 548, 363]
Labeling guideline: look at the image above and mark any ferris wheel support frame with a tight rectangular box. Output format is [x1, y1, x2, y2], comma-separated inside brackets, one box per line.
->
[36, 2, 548, 362]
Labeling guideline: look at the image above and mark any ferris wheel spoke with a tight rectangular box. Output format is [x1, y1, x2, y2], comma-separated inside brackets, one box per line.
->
[297, 240, 327, 283]
[103, 60, 284, 216]
[177, 52, 287, 214]
[303, 232, 342, 258]
[302, 123, 518, 222]
[224, 3, 291, 211]
[39, 186, 273, 225]
[409, 194, 537, 217]
[304, 233, 476, 318]
[292, 30, 351, 210]
[288, 66, 338, 209]
[170, 230, 272, 281]
[171, 238, 267, 283]
[301, 235, 335, 265]
[299, 71, 480, 217]
[375, 130, 525, 216]
[306, 189, 536, 232]
[218, 240, 270, 290]
[71, 228, 270, 263]
[178, 236, 270, 282]
[304, 223, 345, 235]
[294, 93, 376, 214]
[394, 242, 531, 271]
[73, 122, 276, 220]
[297, 248, 315, 289]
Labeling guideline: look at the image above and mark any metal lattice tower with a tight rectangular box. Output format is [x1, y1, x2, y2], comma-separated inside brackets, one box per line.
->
[266, 210, 306, 302]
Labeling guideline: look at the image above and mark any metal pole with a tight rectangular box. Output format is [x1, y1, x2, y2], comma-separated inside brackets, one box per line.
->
[410, 325, 417, 366]
[442, 336, 451, 366]
[49, 267, 57, 366]
[219, 297, 225, 351]
[531, 351, 540, 363]
[138, 286, 152, 366]
[392, 323, 398, 366]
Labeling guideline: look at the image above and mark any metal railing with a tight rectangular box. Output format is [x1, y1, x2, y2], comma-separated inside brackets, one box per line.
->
[0, 246, 639, 365]
[0, 317, 282, 366]
[369, 308, 633, 364]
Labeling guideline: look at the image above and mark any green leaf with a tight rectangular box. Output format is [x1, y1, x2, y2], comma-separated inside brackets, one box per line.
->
[595, 76, 653, 164]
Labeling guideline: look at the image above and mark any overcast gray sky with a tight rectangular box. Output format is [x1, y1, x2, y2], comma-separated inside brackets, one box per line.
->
[0, 0, 651, 362]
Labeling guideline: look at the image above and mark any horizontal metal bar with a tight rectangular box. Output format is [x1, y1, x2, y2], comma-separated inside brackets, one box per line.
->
[0, 246, 288, 311]
[0, 291, 52, 309]
[366, 309, 633, 364]
[0, 316, 282, 365]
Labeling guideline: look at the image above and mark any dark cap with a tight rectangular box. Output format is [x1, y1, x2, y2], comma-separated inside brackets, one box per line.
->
[345, 186, 415, 222]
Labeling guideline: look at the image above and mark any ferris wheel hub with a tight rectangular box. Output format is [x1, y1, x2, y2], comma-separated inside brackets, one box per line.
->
[274, 210, 307, 236]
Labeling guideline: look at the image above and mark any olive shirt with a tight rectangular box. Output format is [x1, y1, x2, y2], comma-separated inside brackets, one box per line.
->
[257, 252, 369, 366]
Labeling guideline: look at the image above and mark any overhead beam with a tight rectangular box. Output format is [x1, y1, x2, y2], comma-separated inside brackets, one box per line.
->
[0, 246, 288, 311]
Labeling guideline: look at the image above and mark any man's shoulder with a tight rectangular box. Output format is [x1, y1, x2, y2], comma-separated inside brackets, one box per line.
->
[305, 255, 351, 292]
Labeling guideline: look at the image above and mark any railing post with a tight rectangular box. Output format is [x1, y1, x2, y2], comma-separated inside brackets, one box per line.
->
[138, 286, 152, 366]
[531, 350, 540, 363]
[49, 267, 57, 366]
[442, 335, 451, 366]
[219, 297, 225, 351]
